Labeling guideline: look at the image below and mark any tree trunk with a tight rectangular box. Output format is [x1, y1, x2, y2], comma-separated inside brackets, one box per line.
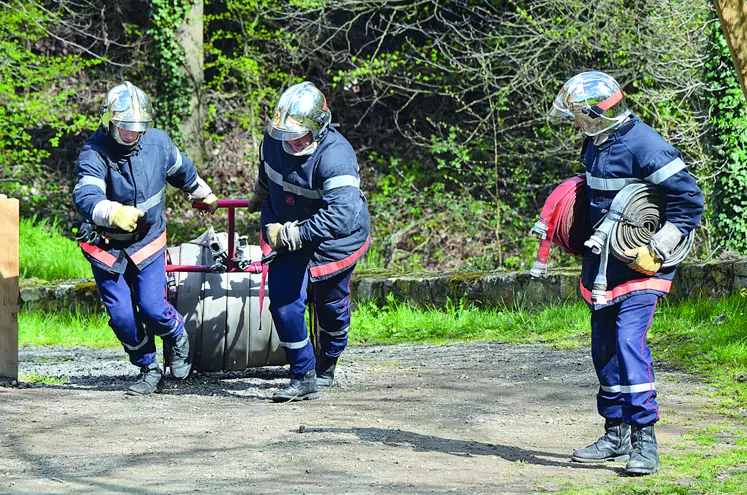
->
[714, 0, 747, 102]
[177, 0, 205, 167]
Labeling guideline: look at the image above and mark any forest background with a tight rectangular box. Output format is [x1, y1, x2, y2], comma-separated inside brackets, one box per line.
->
[2, 0, 746, 273]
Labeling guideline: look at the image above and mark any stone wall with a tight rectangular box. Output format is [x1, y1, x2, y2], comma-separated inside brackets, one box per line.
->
[352, 259, 747, 309]
[19, 259, 747, 313]
[20, 280, 104, 314]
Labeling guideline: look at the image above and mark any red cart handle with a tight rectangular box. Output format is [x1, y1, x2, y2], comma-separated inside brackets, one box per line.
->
[192, 199, 250, 210]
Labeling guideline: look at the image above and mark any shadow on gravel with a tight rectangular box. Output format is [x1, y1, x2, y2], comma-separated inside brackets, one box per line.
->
[304, 427, 623, 473]
[35, 367, 289, 399]
[5, 428, 264, 494]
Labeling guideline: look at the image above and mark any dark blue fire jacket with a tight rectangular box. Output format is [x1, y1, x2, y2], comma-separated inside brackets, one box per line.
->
[580, 115, 704, 308]
[258, 127, 371, 281]
[73, 128, 201, 274]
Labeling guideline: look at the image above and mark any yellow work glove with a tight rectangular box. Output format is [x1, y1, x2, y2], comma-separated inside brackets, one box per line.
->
[201, 193, 219, 215]
[266, 223, 283, 250]
[110, 205, 144, 232]
[624, 245, 662, 276]
[266, 222, 302, 251]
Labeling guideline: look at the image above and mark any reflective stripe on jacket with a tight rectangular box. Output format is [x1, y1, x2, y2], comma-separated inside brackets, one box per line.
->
[259, 127, 371, 281]
[73, 128, 199, 273]
[580, 115, 704, 308]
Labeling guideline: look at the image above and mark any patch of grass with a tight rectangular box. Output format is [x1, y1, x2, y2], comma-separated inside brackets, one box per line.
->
[652, 296, 747, 371]
[650, 296, 747, 417]
[351, 293, 590, 348]
[19, 308, 117, 348]
[558, 441, 747, 495]
[19, 373, 70, 385]
[20, 216, 92, 280]
[680, 423, 731, 447]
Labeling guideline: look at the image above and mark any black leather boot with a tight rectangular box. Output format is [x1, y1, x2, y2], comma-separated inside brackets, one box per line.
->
[272, 369, 320, 402]
[316, 355, 338, 388]
[166, 331, 192, 379]
[126, 362, 163, 395]
[572, 418, 631, 463]
[625, 425, 659, 475]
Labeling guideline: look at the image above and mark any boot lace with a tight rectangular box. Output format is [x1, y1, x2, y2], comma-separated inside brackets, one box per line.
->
[631, 428, 647, 455]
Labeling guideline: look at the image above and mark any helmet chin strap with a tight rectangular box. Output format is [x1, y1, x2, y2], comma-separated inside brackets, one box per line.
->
[283, 140, 318, 156]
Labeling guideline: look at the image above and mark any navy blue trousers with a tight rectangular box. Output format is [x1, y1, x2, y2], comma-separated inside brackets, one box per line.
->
[591, 293, 659, 426]
[92, 254, 184, 367]
[268, 250, 355, 376]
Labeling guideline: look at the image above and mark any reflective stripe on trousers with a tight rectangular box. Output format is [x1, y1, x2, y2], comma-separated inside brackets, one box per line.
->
[268, 248, 356, 376]
[91, 253, 184, 368]
[591, 292, 659, 426]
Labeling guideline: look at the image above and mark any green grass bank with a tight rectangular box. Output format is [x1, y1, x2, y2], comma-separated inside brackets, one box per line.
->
[20, 216, 91, 280]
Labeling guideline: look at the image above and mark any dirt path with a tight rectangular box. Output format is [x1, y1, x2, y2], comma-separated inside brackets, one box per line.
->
[0, 342, 720, 494]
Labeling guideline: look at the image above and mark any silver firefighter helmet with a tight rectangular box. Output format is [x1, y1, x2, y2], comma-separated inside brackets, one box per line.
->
[550, 71, 631, 136]
[100, 81, 154, 146]
[268, 81, 331, 155]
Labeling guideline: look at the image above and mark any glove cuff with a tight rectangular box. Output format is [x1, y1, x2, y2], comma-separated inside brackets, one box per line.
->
[650, 221, 683, 262]
[185, 176, 213, 200]
[280, 221, 302, 251]
[94, 200, 121, 228]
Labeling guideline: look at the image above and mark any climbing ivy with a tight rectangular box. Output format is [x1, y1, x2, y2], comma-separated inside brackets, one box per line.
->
[147, 0, 193, 147]
[706, 19, 747, 253]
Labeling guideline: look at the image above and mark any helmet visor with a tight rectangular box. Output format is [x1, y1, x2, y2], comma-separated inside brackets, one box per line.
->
[549, 89, 574, 118]
[282, 139, 318, 156]
[113, 119, 153, 132]
[268, 110, 312, 141]
[267, 122, 310, 141]
[111, 126, 143, 147]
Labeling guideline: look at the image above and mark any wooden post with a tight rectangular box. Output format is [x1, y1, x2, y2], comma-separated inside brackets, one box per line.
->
[714, 0, 747, 102]
[0, 195, 19, 379]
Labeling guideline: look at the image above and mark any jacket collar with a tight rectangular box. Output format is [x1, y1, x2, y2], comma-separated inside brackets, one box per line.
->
[594, 113, 638, 150]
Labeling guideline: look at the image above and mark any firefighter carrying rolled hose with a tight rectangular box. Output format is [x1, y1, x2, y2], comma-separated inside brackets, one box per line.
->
[73, 82, 219, 395]
[549, 71, 703, 475]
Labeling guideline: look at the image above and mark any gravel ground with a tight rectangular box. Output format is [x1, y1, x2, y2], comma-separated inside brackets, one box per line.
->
[0, 342, 720, 494]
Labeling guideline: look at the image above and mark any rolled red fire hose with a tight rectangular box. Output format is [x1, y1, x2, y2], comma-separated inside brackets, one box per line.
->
[529, 175, 591, 277]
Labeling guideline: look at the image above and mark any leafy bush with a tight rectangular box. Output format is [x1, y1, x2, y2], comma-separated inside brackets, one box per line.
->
[0, 2, 99, 216]
[706, 18, 747, 253]
[247, 0, 714, 269]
